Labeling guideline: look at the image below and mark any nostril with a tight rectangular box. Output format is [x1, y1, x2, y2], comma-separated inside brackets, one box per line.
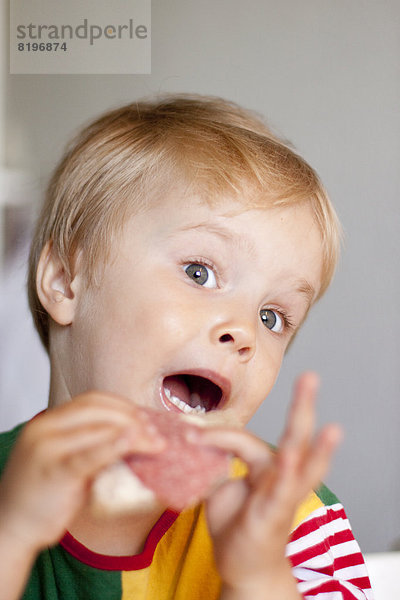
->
[219, 333, 234, 343]
[217, 332, 253, 359]
[238, 346, 251, 356]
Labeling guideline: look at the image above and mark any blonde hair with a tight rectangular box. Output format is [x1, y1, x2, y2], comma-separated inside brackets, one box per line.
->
[28, 94, 341, 350]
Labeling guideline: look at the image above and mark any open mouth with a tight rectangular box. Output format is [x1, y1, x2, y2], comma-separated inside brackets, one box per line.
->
[162, 373, 224, 414]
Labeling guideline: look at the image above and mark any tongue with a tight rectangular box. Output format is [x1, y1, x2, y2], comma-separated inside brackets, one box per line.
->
[164, 375, 191, 404]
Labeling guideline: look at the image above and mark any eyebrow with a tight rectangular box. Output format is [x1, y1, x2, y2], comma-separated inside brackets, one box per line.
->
[177, 222, 234, 239]
[176, 221, 317, 306]
[176, 221, 256, 254]
[295, 279, 317, 309]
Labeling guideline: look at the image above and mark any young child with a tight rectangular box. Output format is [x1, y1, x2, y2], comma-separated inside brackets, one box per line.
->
[0, 96, 373, 600]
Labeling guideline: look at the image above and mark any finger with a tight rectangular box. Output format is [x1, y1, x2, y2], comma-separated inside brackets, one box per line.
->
[252, 424, 342, 519]
[51, 420, 166, 461]
[251, 448, 297, 519]
[279, 372, 319, 453]
[301, 424, 343, 493]
[63, 430, 160, 480]
[25, 420, 166, 483]
[196, 427, 272, 481]
[30, 392, 145, 434]
[206, 479, 249, 537]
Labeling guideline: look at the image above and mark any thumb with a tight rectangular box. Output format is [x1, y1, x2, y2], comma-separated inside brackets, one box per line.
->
[206, 479, 248, 537]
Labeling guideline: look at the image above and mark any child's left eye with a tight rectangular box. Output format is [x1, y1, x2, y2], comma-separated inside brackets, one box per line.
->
[260, 309, 284, 333]
[184, 263, 217, 288]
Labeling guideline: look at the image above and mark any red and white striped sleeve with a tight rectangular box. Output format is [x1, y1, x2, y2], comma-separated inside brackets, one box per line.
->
[286, 502, 374, 600]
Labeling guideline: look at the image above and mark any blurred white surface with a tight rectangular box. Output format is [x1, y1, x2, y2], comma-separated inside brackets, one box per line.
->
[364, 552, 400, 600]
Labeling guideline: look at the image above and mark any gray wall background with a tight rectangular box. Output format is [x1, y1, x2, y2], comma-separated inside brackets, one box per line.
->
[2, 1, 399, 553]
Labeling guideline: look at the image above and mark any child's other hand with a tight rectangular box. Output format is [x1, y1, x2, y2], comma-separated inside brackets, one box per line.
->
[0, 392, 165, 555]
[199, 372, 342, 598]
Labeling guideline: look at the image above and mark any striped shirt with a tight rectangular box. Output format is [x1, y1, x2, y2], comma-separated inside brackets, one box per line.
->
[288, 489, 373, 599]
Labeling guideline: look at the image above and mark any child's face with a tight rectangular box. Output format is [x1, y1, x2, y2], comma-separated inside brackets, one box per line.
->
[66, 195, 323, 426]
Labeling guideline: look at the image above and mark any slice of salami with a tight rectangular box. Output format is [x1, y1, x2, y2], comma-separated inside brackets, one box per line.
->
[124, 408, 230, 511]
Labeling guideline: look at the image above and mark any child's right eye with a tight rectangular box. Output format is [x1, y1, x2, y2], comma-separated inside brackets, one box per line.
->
[183, 263, 217, 288]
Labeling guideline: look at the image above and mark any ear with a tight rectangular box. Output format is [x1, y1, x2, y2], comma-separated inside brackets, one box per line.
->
[36, 241, 80, 326]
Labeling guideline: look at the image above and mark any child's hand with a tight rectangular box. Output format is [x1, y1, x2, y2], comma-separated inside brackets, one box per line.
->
[0, 392, 165, 555]
[199, 372, 342, 599]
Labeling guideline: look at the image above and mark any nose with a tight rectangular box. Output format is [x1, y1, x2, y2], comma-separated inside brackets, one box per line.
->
[210, 318, 256, 362]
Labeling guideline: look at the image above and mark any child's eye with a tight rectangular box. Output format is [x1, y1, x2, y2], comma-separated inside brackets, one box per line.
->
[259, 309, 284, 333]
[184, 263, 217, 288]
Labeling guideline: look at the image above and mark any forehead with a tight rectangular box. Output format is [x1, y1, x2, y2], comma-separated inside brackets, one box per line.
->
[152, 192, 321, 246]
[116, 194, 324, 297]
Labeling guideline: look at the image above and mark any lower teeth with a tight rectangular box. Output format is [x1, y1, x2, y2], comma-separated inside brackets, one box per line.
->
[164, 388, 206, 414]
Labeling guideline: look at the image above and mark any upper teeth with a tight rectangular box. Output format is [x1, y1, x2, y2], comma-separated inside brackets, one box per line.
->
[164, 387, 206, 414]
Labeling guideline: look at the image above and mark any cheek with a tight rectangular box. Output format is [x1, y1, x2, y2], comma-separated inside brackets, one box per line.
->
[114, 285, 196, 356]
[238, 347, 284, 423]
